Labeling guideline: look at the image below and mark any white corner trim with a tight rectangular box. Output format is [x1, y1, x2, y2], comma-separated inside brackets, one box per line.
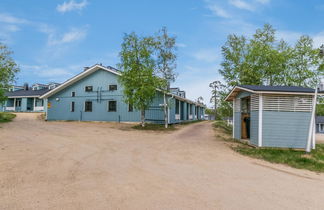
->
[258, 94, 263, 147]
[232, 100, 235, 138]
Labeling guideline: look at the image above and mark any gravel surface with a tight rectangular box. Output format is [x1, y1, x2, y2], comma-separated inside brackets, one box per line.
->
[1, 113, 324, 210]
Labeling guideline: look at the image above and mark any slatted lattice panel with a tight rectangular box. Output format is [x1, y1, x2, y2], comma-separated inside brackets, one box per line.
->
[263, 95, 313, 112]
[251, 94, 259, 111]
[234, 98, 241, 112]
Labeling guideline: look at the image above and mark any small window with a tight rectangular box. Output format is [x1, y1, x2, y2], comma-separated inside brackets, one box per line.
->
[108, 101, 117, 112]
[128, 103, 133, 112]
[71, 102, 75, 112]
[71, 92, 76, 97]
[85, 86, 93, 92]
[85, 101, 92, 112]
[109, 85, 117, 91]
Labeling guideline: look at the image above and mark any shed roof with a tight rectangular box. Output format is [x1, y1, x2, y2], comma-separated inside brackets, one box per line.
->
[225, 85, 323, 101]
[5, 88, 51, 98]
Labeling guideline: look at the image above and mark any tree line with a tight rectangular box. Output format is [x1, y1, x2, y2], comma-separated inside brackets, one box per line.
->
[211, 24, 324, 119]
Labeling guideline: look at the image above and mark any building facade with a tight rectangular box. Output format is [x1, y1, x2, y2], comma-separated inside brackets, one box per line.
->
[225, 85, 320, 150]
[41, 64, 205, 124]
[0, 83, 59, 112]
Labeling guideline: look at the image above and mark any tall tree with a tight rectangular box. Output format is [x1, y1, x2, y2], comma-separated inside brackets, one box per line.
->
[0, 43, 19, 103]
[154, 27, 177, 128]
[209, 80, 222, 120]
[118, 32, 163, 127]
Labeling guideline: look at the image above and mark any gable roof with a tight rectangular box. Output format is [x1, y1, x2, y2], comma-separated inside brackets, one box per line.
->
[40, 64, 205, 107]
[40, 64, 121, 99]
[6, 88, 51, 98]
[225, 85, 322, 101]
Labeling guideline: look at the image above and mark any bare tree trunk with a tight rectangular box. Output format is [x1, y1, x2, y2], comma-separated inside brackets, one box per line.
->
[141, 109, 145, 127]
[164, 93, 168, 128]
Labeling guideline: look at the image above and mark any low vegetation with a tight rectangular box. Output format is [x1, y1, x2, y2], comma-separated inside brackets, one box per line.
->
[132, 120, 203, 131]
[0, 112, 16, 123]
[235, 144, 324, 173]
[214, 120, 324, 173]
[213, 120, 233, 135]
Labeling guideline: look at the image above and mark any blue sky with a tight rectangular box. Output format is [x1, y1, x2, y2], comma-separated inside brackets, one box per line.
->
[1, 0, 324, 106]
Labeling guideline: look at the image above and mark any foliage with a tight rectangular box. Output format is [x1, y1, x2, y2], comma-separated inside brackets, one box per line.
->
[154, 27, 177, 128]
[118, 32, 164, 127]
[0, 112, 16, 123]
[234, 144, 324, 172]
[219, 24, 324, 88]
[154, 26, 177, 89]
[316, 104, 324, 116]
[0, 43, 20, 103]
[213, 120, 233, 134]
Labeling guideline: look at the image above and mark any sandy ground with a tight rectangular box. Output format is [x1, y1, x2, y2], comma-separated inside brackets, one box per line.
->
[316, 133, 324, 144]
[1, 113, 324, 210]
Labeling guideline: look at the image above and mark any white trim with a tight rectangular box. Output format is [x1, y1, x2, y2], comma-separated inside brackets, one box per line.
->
[168, 106, 170, 124]
[34, 106, 44, 111]
[14, 98, 16, 110]
[312, 117, 316, 149]
[5, 107, 15, 111]
[258, 94, 263, 147]
[8, 95, 41, 98]
[225, 86, 256, 101]
[232, 100, 235, 138]
[33, 97, 36, 111]
[307, 90, 317, 152]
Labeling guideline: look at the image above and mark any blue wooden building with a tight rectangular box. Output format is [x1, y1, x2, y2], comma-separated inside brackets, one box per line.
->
[40, 64, 205, 124]
[0, 83, 59, 112]
[225, 85, 320, 150]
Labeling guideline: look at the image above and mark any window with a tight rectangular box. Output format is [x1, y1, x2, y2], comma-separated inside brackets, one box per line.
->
[109, 85, 117, 91]
[108, 101, 117, 112]
[175, 99, 180, 114]
[128, 103, 133, 112]
[85, 101, 92, 112]
[15, 100, 21, 107]
[71, 102, 75, 112]
[85, 86, 93, 92]
[71, 92, 76, 97]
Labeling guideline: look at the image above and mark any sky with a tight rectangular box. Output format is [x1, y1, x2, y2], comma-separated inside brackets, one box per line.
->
[0, 0, 324, 107]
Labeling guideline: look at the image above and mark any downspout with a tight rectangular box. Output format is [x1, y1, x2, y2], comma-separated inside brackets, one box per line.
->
[306, 87, 318, 152]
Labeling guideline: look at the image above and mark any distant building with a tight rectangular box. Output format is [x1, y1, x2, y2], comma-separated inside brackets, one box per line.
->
[0, 82, 60, 112]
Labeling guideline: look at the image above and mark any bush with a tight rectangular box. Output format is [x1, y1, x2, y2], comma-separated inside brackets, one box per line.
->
[213, 120, 233, 134]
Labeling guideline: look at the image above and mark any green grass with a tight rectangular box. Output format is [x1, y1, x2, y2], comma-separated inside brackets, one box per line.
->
[132, 123, 177, 131]
[233, 143, 324, 173]
[132, 120, 203, 131]
[213, 120, 233, 135]
[0, 112, 16, 123]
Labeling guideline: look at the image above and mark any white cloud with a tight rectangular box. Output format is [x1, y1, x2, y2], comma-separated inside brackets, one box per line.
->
[48, 27, 88, 45]
[176, 43, 187, 48]
[205, 1, 231, 18]
[0, 13, 28, 24]
[57, 0, 88, 13]
[313, 32, 324, 48]
[192, 48, 219, 63]
[255, 0, 270, 4]
[229, 0, 255, 11]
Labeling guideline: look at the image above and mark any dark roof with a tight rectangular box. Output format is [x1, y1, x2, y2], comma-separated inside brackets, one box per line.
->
[5, 88, 51, 97]
[238, 85, 316, 93]
[316, 116, 324, 124]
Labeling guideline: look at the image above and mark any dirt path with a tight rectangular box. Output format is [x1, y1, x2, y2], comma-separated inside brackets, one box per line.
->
[0, 113, 324, 209]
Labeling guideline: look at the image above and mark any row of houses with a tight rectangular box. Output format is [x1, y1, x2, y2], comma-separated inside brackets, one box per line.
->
[0, 64, 206, 124]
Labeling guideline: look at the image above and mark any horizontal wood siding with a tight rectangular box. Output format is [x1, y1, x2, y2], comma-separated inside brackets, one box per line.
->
[262, 111, 311, 148]
[234, 112, 241, 139]
[250, 111, 259, 146]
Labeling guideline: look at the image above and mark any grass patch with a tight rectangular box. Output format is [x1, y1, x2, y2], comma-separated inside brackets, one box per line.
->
[132, 123, 177, 131]
[234, 144, 324, 172]
[213, 120, 233, 135]
[132, 120, 203, 131]
[0, 112, 16, 123]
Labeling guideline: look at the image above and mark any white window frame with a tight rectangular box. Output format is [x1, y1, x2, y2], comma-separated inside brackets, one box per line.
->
[108, 84, 118, 91]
